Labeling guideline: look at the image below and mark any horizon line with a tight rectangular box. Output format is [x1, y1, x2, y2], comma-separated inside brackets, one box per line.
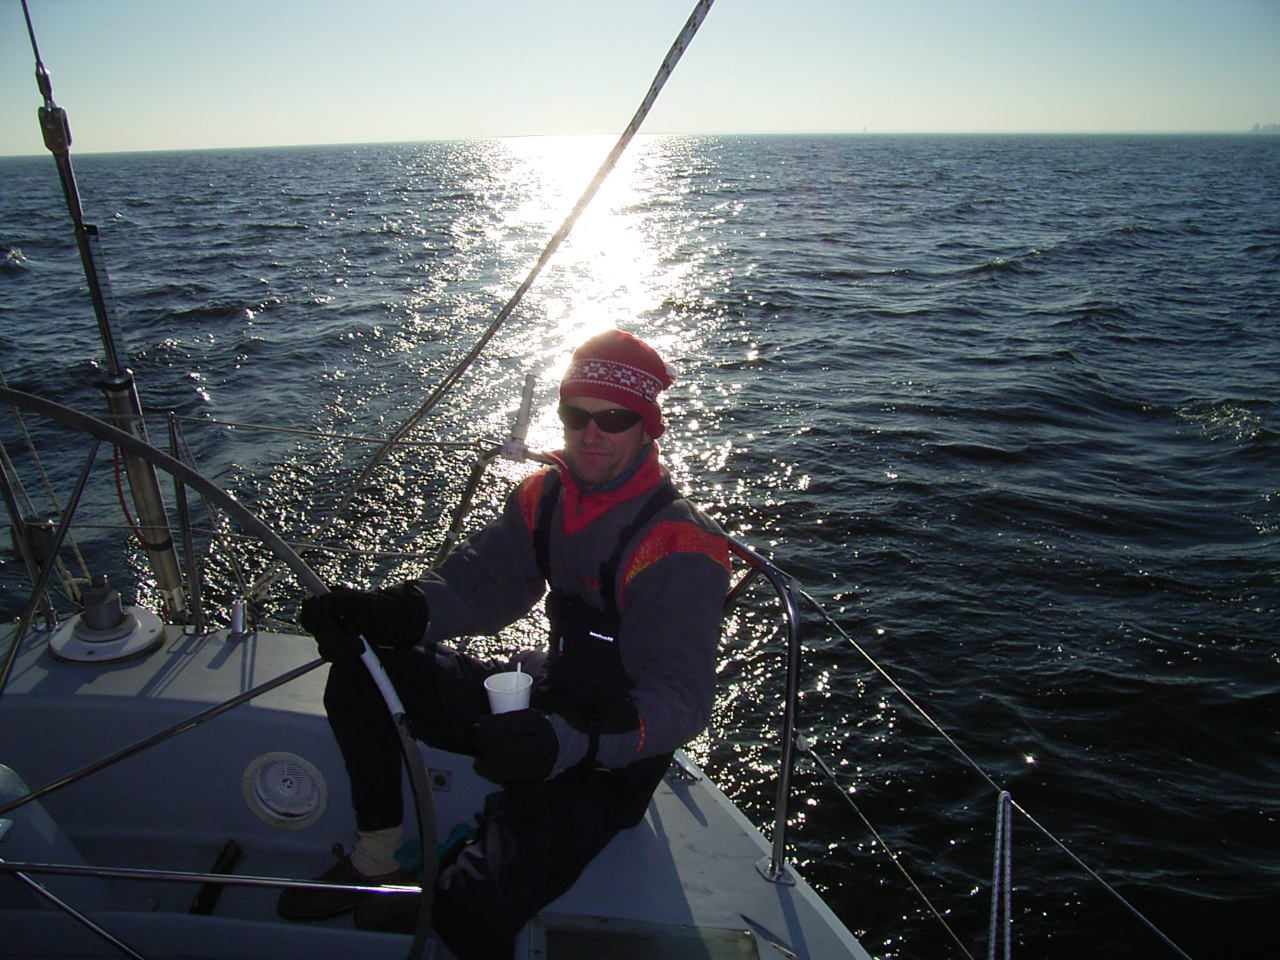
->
[3, 127, 1276, 160]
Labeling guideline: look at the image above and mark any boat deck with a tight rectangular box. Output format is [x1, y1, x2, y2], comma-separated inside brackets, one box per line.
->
[0, 621, 868, 959]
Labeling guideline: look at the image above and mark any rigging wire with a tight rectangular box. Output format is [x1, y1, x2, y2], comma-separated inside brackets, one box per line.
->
[1, 372, 92, 585]
[1008, 799, 1194, 960]
[361, 0, 717, 461]
[166, 417, 256, 626]
[250, 0, 718, 600]
[795, 586, 1195, 960]
[9, 3, 1189, 955]
[796, 587, 1003, 794]
[113, 445, 149, 549]
[798, 734, 976, 960]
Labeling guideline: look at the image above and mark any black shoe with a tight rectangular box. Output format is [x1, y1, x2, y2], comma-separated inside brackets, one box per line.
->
[354, 889, 422, 934]
[277, 843, 416, 921]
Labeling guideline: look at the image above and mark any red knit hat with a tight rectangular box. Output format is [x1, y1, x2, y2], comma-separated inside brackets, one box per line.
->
[559, 330, 674, 438]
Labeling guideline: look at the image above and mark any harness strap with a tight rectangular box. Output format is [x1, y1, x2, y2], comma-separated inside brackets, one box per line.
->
[597, 480, 679, 618]
[533, 469, 681, 616]
[533, 469, 682, 768]
[532, 470, 561, 583]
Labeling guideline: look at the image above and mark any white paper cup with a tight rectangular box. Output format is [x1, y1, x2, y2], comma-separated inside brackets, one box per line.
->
[484, 670, 533, 714]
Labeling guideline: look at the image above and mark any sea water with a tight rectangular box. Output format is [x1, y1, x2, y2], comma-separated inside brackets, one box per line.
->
[2, 134, 1277, 958]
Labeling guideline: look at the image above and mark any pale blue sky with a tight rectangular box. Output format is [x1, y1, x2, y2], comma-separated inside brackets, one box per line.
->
[3, 0, 1278, 155]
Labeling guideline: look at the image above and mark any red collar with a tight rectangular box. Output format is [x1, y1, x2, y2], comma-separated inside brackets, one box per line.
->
[551, 444, 665, 535]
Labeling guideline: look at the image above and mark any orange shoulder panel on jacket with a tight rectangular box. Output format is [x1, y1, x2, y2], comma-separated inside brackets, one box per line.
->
[620, 519, 730, 598]
[517, 469, 552, 535]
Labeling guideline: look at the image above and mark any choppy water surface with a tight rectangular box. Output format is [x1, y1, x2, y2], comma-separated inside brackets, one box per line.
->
[2, 134, 1278, 958]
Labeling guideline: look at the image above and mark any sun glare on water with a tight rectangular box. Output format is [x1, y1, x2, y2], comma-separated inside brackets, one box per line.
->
[480, 134, 704, 452]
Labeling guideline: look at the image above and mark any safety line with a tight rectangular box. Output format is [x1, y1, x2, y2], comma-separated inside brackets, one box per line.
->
[0, 369, 92, 583]
[799, 734, 976, 960]
[796, 586, 1196, 960]
[1008, 799, 1193, 960]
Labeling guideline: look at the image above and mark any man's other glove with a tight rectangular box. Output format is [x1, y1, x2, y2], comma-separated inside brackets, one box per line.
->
[471, 709, 559, 784]
[300, 582, 429, 663]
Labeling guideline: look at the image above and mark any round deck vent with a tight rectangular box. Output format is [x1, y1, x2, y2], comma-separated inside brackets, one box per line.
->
[242, 752, 327, 829]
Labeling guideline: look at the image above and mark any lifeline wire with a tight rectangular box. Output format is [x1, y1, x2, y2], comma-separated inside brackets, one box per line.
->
[1008, 799, 1194, 960]
[1, 369, 92, 584]
[286, 0, 718, 570]
[796, 586, 1195, 960]
[799, 735, 976, 960]
[0, 385, 443, 960]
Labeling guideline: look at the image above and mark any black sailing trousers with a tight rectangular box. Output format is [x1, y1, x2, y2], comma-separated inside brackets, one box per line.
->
[323, 646, 669, 960]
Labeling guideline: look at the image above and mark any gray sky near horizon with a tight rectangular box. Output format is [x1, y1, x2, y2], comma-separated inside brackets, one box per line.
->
[2, 0, 1278, 156]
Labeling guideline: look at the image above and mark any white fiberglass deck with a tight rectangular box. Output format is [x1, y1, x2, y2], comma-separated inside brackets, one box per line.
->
[0, 621, 867, 960]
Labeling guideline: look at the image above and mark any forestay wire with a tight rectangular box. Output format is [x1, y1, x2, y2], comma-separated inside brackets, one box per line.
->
[281, 0, 718, 582]
[794, 586, 1196, 960]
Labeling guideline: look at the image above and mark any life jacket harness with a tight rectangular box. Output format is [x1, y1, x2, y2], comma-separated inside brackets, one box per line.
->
[532, 468, 680, 765]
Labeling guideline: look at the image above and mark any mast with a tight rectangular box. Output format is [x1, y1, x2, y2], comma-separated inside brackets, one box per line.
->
[23, 3, 187, 620]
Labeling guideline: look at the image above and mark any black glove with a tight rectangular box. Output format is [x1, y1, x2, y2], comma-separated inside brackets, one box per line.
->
[300, 582, 429, 663]
[471, 709, 560, 784]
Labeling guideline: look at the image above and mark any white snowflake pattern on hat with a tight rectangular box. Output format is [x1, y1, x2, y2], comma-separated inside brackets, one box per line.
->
[563, 358, 664, 401]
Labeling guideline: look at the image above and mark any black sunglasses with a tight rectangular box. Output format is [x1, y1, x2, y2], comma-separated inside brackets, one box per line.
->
[558, 403, 642, 434]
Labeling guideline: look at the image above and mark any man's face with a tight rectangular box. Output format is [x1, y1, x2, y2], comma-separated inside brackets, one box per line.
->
[561, 395, 651, 488]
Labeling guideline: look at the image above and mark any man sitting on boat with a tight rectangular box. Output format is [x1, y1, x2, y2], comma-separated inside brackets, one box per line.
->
[278, 329, 731, 960]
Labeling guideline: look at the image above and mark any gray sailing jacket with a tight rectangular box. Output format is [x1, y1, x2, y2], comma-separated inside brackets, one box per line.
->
[415, 445, 730, 774]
